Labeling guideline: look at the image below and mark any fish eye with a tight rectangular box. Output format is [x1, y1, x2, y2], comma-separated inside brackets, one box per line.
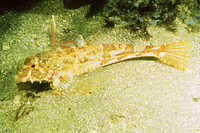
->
[31, 64, 35, 68]
[29, 63, 36, 69]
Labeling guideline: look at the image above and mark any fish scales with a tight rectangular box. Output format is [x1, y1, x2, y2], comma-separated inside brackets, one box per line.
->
[15, 16, 191, 94]
[16, 44, 158, 82]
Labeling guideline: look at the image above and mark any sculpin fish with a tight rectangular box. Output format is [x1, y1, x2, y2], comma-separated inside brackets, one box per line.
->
[15, 16, 191, 94]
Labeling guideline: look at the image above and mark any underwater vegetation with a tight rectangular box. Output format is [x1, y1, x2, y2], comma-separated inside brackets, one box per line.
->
[101, 0, 200, 38]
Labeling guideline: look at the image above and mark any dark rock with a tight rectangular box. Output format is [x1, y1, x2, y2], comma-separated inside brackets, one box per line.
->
[63, 0, 94, 9]
[0, 0, 41, 15]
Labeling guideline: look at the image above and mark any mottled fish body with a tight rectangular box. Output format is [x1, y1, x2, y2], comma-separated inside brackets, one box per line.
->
[15, 16, 191, 94]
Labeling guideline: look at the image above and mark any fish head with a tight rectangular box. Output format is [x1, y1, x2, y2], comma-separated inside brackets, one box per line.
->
[15, 54, 50, 83]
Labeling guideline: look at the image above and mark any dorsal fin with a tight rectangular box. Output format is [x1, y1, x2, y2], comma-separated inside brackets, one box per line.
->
[50, 15, 84, 50]
[51, 15, 58, 49]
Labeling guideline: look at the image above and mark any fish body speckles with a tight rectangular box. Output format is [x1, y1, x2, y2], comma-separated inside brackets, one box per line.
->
[15, 16, 191, 94]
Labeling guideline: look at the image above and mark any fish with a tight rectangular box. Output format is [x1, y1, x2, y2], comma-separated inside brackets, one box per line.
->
[15, 15, 191, 94]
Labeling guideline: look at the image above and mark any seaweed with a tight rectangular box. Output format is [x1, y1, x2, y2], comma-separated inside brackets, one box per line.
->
[100, 0, 200, 38]
[15, 92, 40, 122]
[14, 82, 50, 122]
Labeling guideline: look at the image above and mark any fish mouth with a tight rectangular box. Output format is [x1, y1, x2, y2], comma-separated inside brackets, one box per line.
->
[15, 73, 38, 83]
[15, 73, 51, 93]
[15, 74, 28, 82]
[15, 73, 49, 84]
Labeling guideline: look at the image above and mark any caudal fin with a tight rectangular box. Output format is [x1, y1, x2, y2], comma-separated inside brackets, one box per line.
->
[158, 41, 191, 71]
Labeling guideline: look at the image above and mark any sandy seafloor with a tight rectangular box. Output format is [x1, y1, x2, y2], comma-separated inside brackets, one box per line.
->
[0, 0, 200, 132]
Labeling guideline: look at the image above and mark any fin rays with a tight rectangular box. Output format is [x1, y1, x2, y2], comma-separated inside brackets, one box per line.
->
[158, 41, 191, 70]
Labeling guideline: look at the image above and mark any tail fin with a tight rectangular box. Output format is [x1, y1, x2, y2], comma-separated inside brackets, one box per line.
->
[158, 41, 191, 71]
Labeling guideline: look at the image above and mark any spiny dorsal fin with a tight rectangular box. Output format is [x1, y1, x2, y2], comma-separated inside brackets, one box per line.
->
[50, 15, 84, 50]
[51, 15, 58, 48]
